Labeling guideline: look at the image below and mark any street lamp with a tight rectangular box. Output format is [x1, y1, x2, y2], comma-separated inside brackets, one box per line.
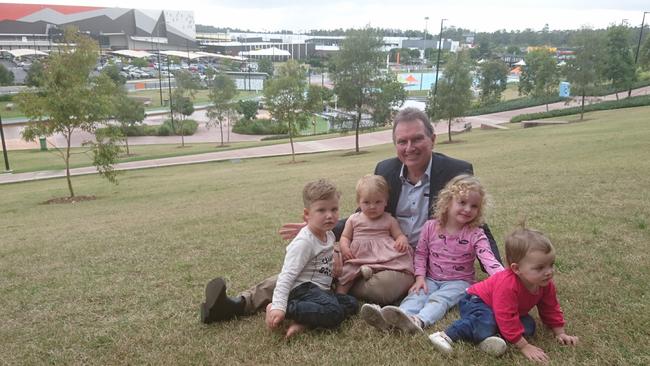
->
[629, 11, 649, 98]
[432, 18, 447, 107]
[0, 114, 10, 172]
[424, 16, 429, 62]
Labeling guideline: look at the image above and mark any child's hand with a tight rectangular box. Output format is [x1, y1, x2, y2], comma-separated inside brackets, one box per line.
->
[394, 236, 409, 252]
[556, 333, 579, 346]
[520, 344, 549, 363]
[409, 276, 427, 294]
[340, 243, 355, 261]
[332, 249, 343, 278]
[265, 308, 285, 329]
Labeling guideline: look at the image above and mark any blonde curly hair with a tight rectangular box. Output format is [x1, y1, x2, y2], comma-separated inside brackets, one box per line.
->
[433, 174, 489, 228]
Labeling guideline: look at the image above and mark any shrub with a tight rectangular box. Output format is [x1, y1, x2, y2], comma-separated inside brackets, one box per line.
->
[160, 119, 198, 136]
[233, 118, 288, 135]
[510, 95, 650, 122]
[0, 94, 13, 102]
[465, 95, 566, 116]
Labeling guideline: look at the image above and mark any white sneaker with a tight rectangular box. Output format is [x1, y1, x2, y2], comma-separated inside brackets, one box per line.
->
[478, 336, 507, 356]
[360, 265, 373, 280]
[429, 331, 454, 354]
[360, 303, 390, 331]
[381, 306, 424, 334]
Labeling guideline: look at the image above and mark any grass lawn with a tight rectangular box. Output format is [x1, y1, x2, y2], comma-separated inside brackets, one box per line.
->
[1, 101, 23, 118]
[502, 82, 520, 101]
[129, 89, 260, 108]
[1, 107, 649, 364]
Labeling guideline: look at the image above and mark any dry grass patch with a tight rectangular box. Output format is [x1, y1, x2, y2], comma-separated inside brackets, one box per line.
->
[1, 106, 649, 365]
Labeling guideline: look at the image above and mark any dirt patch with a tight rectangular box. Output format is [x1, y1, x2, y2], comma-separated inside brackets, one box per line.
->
[278, 160, 308, 166]
[437, 139, 466, 145]
[43, 195, 97, 205]
[341, 150, 370, 157]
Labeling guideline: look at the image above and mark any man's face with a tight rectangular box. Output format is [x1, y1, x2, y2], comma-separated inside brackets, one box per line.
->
[394, 119, 435, 172]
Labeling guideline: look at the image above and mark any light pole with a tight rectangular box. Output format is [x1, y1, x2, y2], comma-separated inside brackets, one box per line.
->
[629, 11, 649, 98]
[432, 18, 447, 107]
[424, 16, 429, 63]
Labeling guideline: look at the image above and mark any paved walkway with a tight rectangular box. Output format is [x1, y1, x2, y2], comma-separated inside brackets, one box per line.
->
[2, 86, 649, 185]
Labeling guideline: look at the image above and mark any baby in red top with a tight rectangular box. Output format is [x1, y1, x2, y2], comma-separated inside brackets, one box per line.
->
[429, 224, 579, 363]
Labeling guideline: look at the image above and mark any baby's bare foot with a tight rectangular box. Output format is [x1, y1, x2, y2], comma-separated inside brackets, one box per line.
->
[285, 322, 306, 338]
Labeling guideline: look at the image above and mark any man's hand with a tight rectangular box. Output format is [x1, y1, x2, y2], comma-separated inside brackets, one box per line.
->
[265, 308, 285, 329]
[394, 235, 409, 252]
[520, 343, 549, 363]
[555, 333, 579, 346]
[278, 222, 306, 241]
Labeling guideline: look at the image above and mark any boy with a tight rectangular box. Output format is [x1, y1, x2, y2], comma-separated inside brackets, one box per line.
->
[429, 225, 578, 363]
[265, 179, 358, 338]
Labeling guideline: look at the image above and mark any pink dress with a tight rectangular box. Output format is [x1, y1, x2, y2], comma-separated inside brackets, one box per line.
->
[338, 212, 414, 286]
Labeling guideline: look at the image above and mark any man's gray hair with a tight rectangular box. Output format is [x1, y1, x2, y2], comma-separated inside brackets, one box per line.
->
[392, 107, 435, 143]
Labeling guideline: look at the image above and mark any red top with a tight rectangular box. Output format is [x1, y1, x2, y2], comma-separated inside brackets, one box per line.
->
[467, 269, 565, 343]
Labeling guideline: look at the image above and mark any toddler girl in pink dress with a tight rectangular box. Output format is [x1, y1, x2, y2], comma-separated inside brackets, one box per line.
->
[336, 175, 414, 294]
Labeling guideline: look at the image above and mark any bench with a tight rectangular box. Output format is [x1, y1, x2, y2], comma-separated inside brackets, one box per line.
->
[480, 122, 509, 130]
[522, 120, 569, 128]
[5, 102, 14, 111]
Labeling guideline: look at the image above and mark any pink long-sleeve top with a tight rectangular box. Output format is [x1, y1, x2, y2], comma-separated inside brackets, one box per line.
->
[468, 269, 566, 343]
[413, 219, 504, 284]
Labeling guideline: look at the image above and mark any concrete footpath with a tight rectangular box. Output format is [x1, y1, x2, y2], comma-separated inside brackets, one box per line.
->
[2, 85, 649, 185]
[0, 130, 395, 185]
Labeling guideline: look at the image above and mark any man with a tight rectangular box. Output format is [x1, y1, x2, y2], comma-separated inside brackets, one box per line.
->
[200, 107, 501, 324]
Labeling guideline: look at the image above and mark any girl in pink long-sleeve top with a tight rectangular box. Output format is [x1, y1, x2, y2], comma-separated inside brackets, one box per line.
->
[361, 174, 503, 334]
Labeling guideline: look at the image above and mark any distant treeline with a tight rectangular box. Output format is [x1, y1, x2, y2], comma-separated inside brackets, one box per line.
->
[196, 24, 646, 49]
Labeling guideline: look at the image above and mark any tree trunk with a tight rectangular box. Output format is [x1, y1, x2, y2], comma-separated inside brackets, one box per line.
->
[125, 135, 130, 155]
[447, 117, 453, 143]
[227, 111, 231, 143]
[615, 92, 619, 101]
[219, 121, 224, 146]
[289, 120, 296, 163]
[65, 133, 75, 198]
[355, 109, 361, 153]
[545, 103, 549, 112]
[580, 92, 586, 121]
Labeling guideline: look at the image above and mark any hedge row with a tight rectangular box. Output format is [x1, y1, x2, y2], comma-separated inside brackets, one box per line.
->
[97, 119, 198, 137]
[465, 96, 567, 116]
[233, 118, 288, 135]
[510, 95, 650, 123]
[589, 80, 650, 97]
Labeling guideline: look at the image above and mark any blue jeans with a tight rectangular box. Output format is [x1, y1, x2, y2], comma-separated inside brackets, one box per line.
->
[285, 282, 358, 329]
[399, 278, 470, 327]
[445, 293, 536, 343]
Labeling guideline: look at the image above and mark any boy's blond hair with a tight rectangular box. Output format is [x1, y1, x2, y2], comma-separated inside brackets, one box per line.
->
[356, 174, 390, 203]
[433, 174, 489, 228]
[505, 222, 555, 266]
[302, 179, 341, 208]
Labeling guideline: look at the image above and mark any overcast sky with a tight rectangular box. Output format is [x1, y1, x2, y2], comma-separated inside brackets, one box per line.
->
[5, 0, 649, 32]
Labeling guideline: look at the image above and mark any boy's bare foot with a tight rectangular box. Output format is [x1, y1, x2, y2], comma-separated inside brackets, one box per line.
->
[285, 322, 306, 338]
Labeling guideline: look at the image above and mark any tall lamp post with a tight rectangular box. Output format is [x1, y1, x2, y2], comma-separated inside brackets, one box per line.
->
[432, 18, 447, 109]
[424, 16, 429, 63]
[629, 11, 649, 98]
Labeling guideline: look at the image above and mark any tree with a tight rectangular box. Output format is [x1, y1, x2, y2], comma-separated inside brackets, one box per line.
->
[25, 60, 44, 87]
[369, 74, 407, 126]
[0, 64, 14, 85]
[426, 52, 473, 143]
[331, 27, 385, 153]
[604, 24, 636, 100]
[237, 100, 258, 120]
[640, 35, 650, 70]
[518, 48, 559, 111]
[16, 28, 121, 198]
[131, 57, 148, 68]
[478, 59, 509, 105]
[101, 64, 126, 86]
[263, 60, 310, 163]
[258, 58, 274, 76]
[567, 28, 606, 120]
[171, 70, 199, 147]
[114, 94, 145, 155]
[207, 73, 238, 146]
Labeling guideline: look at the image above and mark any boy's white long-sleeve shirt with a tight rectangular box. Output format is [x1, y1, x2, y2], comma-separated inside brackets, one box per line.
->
[271, 226, 335, 312]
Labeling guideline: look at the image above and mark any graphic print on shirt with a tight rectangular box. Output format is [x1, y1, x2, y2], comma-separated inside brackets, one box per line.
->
[313, 252, 334, 279]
